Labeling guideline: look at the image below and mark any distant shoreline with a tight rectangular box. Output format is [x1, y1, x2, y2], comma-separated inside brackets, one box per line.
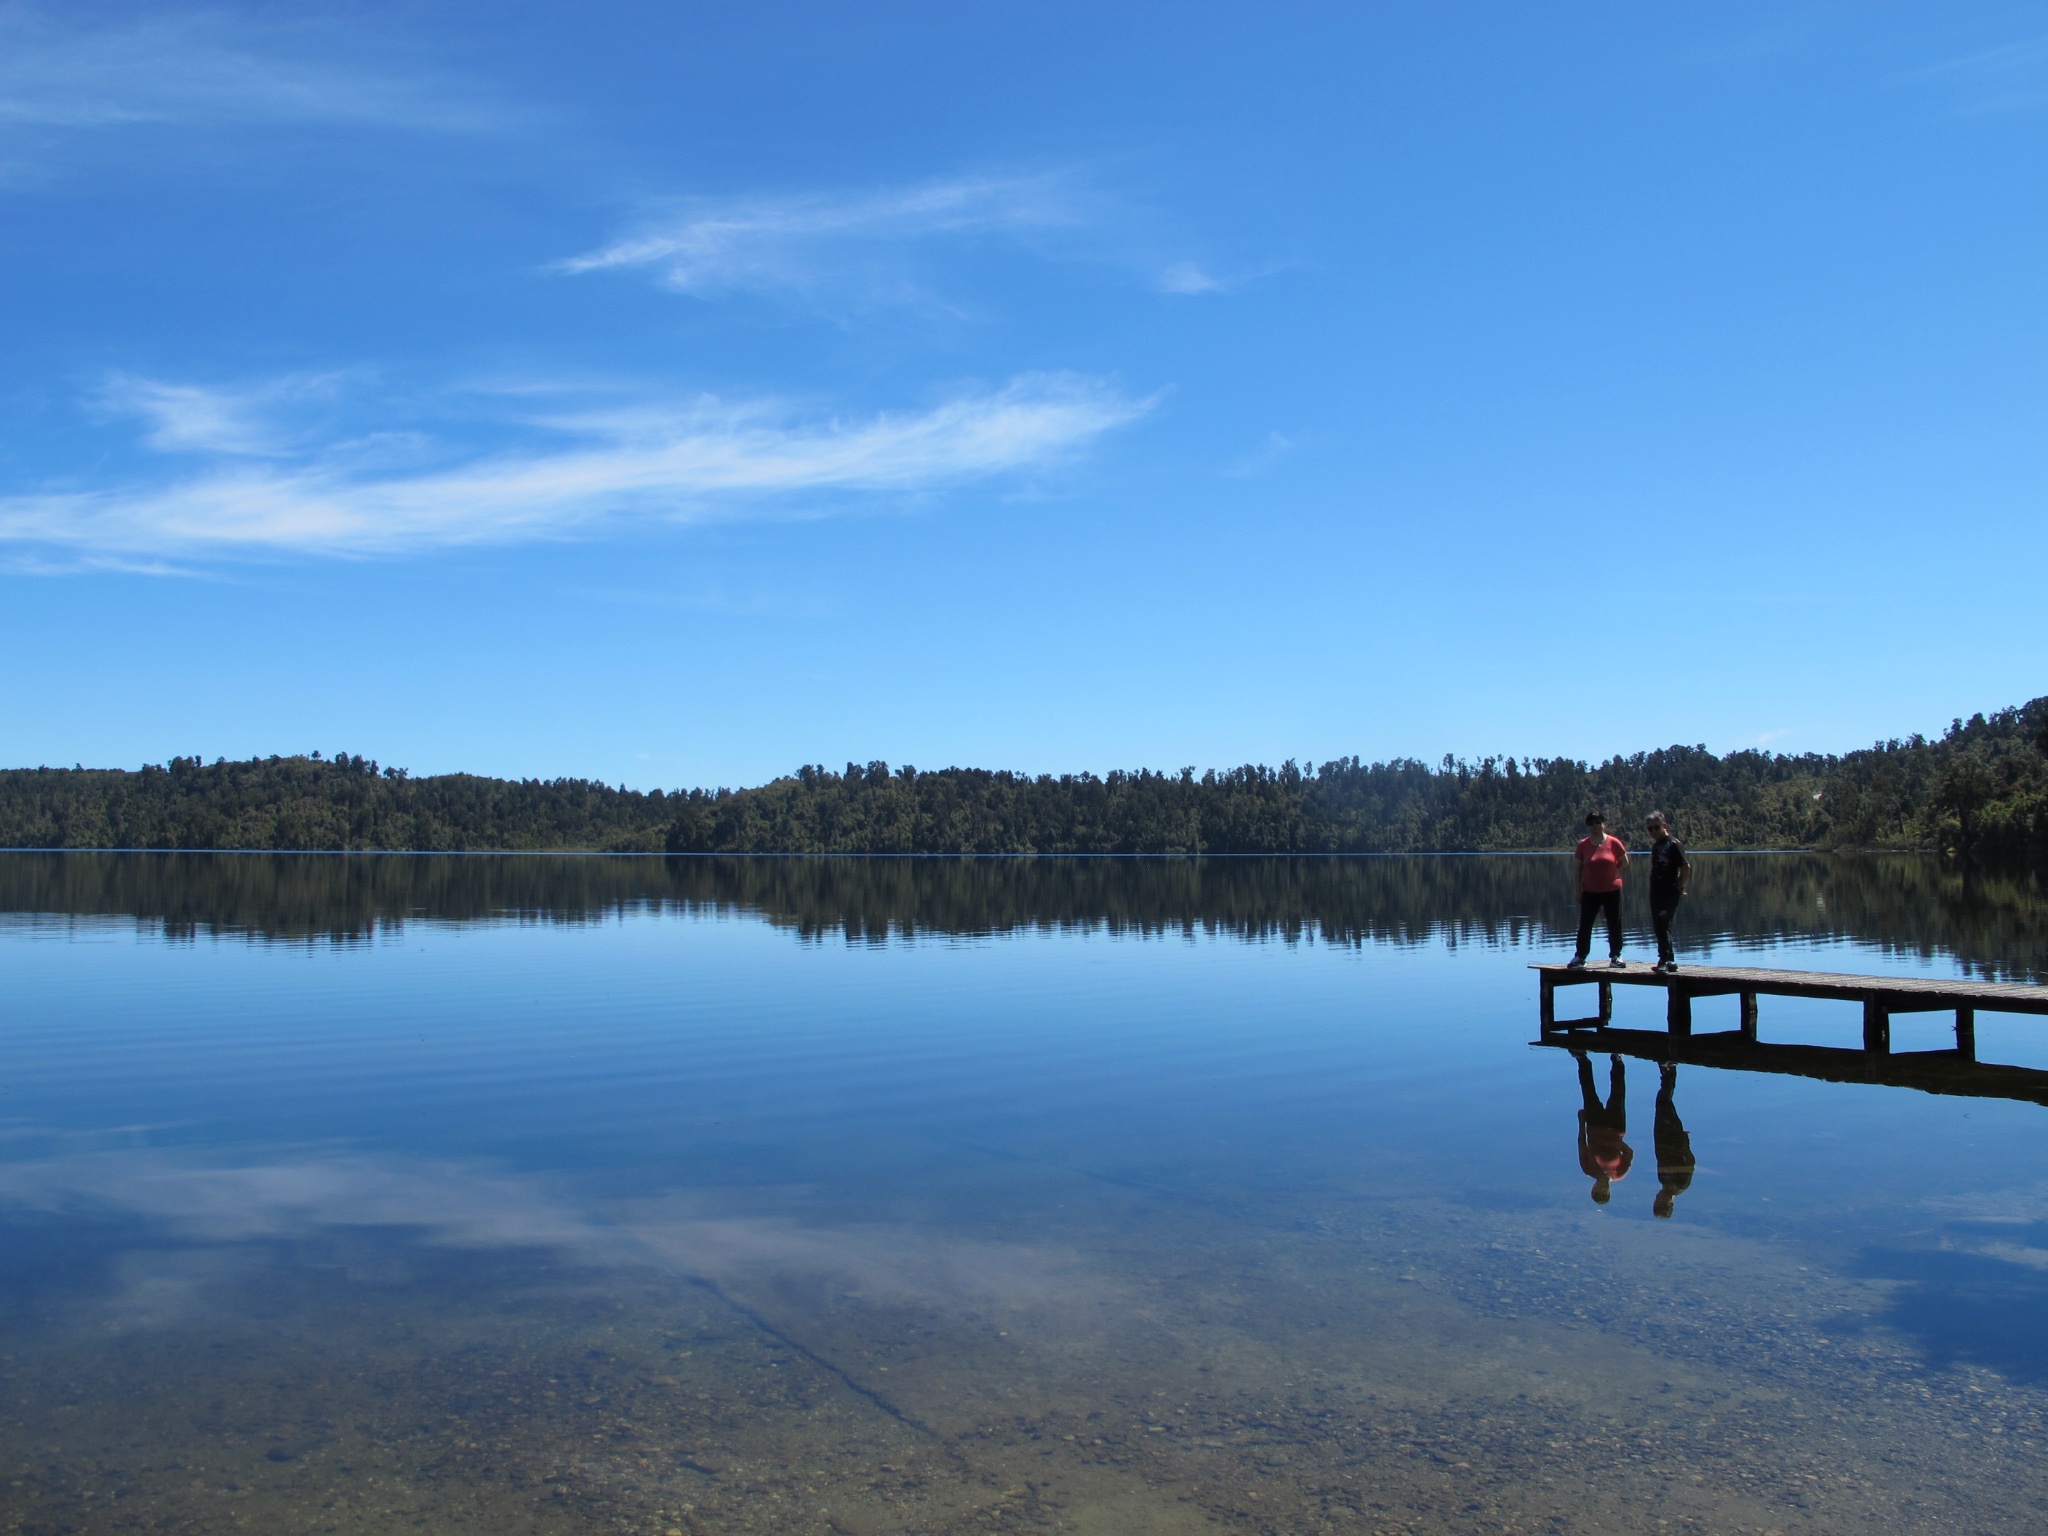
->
[3, 699, 2041, 865]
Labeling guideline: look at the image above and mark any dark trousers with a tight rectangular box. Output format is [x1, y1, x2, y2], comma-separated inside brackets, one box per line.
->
[1654, 1069, 1694, 1192]
[1651, 897, 1680, 965]
[1578, 1051, 1625, 1130]
[1575, 890, 1622, 960]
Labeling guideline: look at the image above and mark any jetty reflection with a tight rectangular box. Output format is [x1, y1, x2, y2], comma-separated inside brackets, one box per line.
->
[1536, 960, 2048, 1107]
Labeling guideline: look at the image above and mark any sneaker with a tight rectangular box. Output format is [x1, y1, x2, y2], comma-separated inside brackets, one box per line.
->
[1608, 957, 1626, 968]
[1665, 961, 1680, 972]
[1566, 956, 1587, 970]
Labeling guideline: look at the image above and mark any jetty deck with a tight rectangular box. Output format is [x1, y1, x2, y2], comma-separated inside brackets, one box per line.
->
[1533, 960, 2048, 1056]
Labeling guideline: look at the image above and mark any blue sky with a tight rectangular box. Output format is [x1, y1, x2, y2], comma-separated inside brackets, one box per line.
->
[2, 2, 2044, 788]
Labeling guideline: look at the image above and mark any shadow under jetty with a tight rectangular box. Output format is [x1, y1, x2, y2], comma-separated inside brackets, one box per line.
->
[1533, 960, 2048, 1105]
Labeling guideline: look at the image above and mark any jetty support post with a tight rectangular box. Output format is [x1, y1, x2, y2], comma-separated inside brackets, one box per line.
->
[1599, 980, 1613, 1025]
[1539, 973, 1557, 1034]
[1666, 981, 1691, 1037]
[1739, 991, 1758, 1042]
[1956, 1006, 1976, 1061]
[1863, 997, 1891, 1056]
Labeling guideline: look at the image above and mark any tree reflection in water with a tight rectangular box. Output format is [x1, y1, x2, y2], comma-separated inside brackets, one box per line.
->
[1, 849, 2044, 979]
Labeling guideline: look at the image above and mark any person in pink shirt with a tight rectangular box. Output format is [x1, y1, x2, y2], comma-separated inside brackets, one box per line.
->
[1567, 811, 1630, 969]
[1572, 1048, 1633, 1204]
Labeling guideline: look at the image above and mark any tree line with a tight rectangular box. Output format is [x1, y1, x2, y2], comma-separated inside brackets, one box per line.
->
[664, 698, 2048, 864]
[1, 696, 2043, 863]
[0, 752, 675, 854]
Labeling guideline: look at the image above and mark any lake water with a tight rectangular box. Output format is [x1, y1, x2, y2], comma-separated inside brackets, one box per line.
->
[4, 851, 2048, 1536]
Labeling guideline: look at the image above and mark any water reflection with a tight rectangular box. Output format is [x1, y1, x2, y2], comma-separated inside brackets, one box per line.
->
[1573, 1050, 1633, 1205]
[3, 848, 2045, 978]
[7, 851, 2048, 1535]
[1540, 1025, 2048, 1108]
[1866, 1239, 2048, 1384]
[1653, 1064, 1696, 1220]
[1536, 983, 2048, 1386]
[1571, 1052, 1698, 1218]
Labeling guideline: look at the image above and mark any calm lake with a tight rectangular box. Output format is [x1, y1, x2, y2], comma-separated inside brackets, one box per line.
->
[4, 851, 2048, 1536]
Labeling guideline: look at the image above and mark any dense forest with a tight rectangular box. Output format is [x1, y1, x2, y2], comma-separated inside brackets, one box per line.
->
[664, 698, 2048, 864]
[2, 697, 2043, 863]
[0, 753, 676, 854]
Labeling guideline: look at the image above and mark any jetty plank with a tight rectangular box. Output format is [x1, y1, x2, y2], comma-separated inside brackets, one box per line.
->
[1530, 960, 2048, 1013]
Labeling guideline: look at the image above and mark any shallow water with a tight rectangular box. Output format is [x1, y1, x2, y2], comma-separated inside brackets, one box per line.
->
[3, 851, 2048, 1535]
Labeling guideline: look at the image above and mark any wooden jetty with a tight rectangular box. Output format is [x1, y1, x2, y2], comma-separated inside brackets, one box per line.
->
[1533, 960, 2048, 1105]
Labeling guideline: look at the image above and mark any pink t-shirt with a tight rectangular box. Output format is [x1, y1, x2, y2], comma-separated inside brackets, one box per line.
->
[1576, 834, 1626, 893]
[1579, 1123, 1633, 1181]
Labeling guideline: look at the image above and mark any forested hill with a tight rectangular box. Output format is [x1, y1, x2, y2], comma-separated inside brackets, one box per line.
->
[3, 698, 2044, 861]
[666, 700, 2047, 862]
[0, 754, 677, 854]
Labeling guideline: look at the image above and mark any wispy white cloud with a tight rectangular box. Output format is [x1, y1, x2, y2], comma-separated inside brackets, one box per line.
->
[96, 372, 347, 456]
[557, 172, 1087, 306]
[0, 373, 1148, 562]
[1225, 429, 1307, 478]
[1159, 261, 1228, 296]
[0, 1148, 1113, 1328]
[1910, 34, 2048, 115]
[560, 170, 1241, 311]
[0, 550, 209, 579]
[0, 1149, 615, 1251]
[0, 7, 501, 136]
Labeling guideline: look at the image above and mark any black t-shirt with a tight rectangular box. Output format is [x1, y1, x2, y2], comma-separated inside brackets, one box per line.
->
[1650, 836, 1689, 900]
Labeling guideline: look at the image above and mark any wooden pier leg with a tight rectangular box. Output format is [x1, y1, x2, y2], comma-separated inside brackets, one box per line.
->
[1540, 973, 1556, 1034]
[1666, 984, 1691, 1037]
[1739, 991, 1758, 1042]
[1863, 998, 1891, 1055]
[1956, 1006, 1976, 1061]
[1598, 980, 1613, 1026]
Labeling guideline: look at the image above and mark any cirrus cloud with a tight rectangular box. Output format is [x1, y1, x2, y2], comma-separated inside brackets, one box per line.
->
[0, 373, 1149, 564]
[559, 171, 1240, 309]
[0, 7, 501, 134]
[557, 172, 1088, 308]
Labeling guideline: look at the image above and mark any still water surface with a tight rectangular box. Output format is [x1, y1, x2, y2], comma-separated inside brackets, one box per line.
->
[4, 852, 2048, 1535]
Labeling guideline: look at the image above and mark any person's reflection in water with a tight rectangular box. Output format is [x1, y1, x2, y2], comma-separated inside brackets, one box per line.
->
[1653, 1062, 1696, 1218]
[1574, 1049, 1632, 1203]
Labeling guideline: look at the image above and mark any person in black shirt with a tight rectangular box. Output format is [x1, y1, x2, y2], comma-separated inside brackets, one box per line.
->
[1645, 811, 1690, 973]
